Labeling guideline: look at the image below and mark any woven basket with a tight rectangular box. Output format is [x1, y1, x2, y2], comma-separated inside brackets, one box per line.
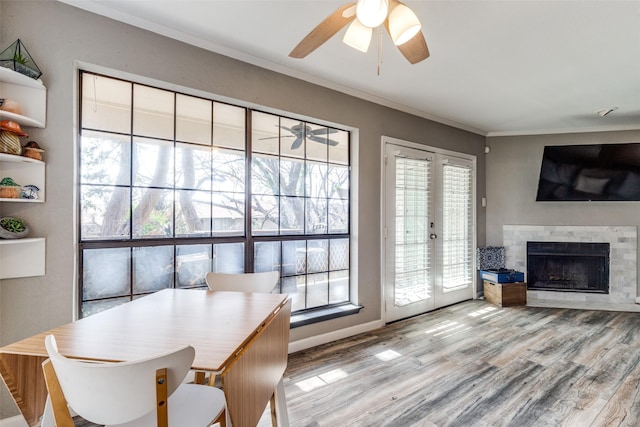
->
[0, 186, 20, 198]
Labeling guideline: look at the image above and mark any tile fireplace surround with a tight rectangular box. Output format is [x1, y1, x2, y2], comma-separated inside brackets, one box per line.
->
[503, 225, 640, 312]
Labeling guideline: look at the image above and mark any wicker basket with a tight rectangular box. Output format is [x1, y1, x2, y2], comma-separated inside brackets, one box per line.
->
[0, 186, 20, 198]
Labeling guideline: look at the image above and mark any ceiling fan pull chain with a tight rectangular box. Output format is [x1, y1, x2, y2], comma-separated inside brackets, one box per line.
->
[377, 27, 383, 76]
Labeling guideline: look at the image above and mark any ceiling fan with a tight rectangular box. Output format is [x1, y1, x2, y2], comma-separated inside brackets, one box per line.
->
[261, 122, 340, 149]
[289, 0, 429, 64]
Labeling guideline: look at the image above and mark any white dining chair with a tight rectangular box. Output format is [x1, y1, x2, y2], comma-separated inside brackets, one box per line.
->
[205, 271, 280, 293]
[42, 334, 227, 427]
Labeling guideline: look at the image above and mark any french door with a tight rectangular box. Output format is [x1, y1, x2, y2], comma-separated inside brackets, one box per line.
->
[383, 141, 475, 322]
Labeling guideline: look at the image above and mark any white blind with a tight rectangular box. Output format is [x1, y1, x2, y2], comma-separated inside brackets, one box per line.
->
[442, 163, 473, 291]
[394, 156, 431, 306]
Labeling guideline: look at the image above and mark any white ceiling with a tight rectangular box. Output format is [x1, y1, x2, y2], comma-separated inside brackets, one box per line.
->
[59, 0, 640, 136]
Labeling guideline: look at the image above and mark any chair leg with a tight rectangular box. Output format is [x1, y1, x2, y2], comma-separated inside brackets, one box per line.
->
[214, 408, 226, 427]
[193, 371, 206, 384]
[41, 360, 75, 427]
[269, 393, 277, 427]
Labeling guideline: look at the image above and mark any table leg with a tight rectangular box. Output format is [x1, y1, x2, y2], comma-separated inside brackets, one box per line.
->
[274, 378, 289, 427]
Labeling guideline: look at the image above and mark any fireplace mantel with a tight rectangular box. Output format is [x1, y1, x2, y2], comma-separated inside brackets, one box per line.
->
[503, 225, 639, 311]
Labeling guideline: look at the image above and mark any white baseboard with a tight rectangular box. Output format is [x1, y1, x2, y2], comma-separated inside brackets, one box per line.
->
[0, 416, 27, 427]
[288, 319, 384, 354]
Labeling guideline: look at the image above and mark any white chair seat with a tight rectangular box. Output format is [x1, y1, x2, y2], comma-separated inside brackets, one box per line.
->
[108, 384, 226, 427]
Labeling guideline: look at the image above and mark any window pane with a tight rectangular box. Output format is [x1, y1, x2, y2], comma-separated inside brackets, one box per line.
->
[306, 161, 328, 197]
[328, 164, 349, 200]
[282, 275, 305, 311]
[306, 197, 327, 234]
[280, 196, 304, 235]
[214, 102, 245, 150]
[82, 297, 130, 318]
[81, 185, 130, 239]
[213, 149, 245, 193]
[307, 272, 329, 308]
[213, 243, 244, 273]
[176, 94, 211, 145]
[133, 246, 174, 293]
[82, 74, 131, 134]
[329, 130, 349, 165]
[252, 154, 279, 196]
[306, 124, 329, 162]
[328, 198, 348, 234]
[133, 85, 174, 139]
[280, 118, 305, 158]
[83, 248, 130, 300]
[80, 131, 131, 186]
[280, 157, 305, 197]
[254, 241, 281, 273]
[133, 137, 174, 188]
[132, 188, 173, 238]
[176, 189, 211, 237]
[176, 143, 211, 191]
[329, 270, 349, 304]
[252, 111, 279, 155]
[177, 244, 211, 288]
[307, 240, 328, 273]
[330, 239, 349, 270]
[282, 240, 307, 276]
[212, 192, 244, 235]
[252, 195, 279, 235]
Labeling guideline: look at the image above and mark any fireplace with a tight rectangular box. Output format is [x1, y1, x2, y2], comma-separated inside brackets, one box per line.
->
[527, 241, 610, 293]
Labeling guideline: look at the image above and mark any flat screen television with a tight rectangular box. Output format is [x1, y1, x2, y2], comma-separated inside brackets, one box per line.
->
[536, 143, 640, 201]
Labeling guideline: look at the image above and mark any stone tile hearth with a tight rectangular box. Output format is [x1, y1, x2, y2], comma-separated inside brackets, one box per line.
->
[503, 225, 639, 311]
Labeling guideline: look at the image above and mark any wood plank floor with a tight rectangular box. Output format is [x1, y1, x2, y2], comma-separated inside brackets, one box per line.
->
[258, 300, 640, 427]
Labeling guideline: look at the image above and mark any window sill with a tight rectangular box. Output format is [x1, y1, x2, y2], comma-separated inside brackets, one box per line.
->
[291, 303, 363, 328]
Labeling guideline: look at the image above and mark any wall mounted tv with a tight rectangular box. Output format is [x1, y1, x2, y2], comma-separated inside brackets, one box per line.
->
[536, 143, 640, 201]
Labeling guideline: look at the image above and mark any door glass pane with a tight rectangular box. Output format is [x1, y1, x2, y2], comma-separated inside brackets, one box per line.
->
[175, 189, 211, 237]
[175, 142, 211, 191]
[252, 111, 279, 155]
[213, 243, 244, 273]
[132, 188, 173, 238]
[442, 164, 473, 291]
[80, 185, 130, 240]
[394, 156, 430, 307]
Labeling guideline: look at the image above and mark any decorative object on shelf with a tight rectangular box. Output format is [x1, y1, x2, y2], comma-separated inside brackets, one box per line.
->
[0, 216, 29, 239]
[20, 184, 39, 200]
[22, 140, 44, 161]
[0, 98, 24, 115]
[476, 246, 505, 270]
[0, 120, 27, 155]
[0, 177, 21, 198]
[0, 39, 42, 80]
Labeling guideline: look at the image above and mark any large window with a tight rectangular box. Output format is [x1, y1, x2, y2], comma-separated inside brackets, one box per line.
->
[78, 71, 351, 317]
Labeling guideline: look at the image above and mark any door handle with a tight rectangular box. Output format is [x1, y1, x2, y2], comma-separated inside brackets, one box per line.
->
[430, 233, 437, 239]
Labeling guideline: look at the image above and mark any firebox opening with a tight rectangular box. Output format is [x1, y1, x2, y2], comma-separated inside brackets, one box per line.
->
[527, 242, 610, 293]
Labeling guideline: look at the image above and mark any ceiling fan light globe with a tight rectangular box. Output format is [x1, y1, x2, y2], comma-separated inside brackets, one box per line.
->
[343, 19, 373, 52]
[356, 0, 389, 28]
[389, 4, 422, 45]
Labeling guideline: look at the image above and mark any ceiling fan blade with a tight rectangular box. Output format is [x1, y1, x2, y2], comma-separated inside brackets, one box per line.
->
[289, 3, 356, 59]
[309, 135, 340, 146]
[290, 137, 304, 149]
[396, 30, 430, 64]
[309, 127, 338, 136]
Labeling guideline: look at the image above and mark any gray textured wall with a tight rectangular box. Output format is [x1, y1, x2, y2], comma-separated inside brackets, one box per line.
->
[0, 0, 486, 419]
[486, 130, 640, 276]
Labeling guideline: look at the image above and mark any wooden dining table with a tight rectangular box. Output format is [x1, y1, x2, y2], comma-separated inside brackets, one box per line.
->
[0, 288, 292, 427]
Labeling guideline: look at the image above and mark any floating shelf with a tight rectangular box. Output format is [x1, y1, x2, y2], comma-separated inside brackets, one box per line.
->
[0, 67, 46, 128]
[0, 237, 45, 278]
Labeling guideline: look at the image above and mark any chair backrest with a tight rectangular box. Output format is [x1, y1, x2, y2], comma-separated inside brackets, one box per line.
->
[44, 335, 194, 425]
[205, 271, 280, 293]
